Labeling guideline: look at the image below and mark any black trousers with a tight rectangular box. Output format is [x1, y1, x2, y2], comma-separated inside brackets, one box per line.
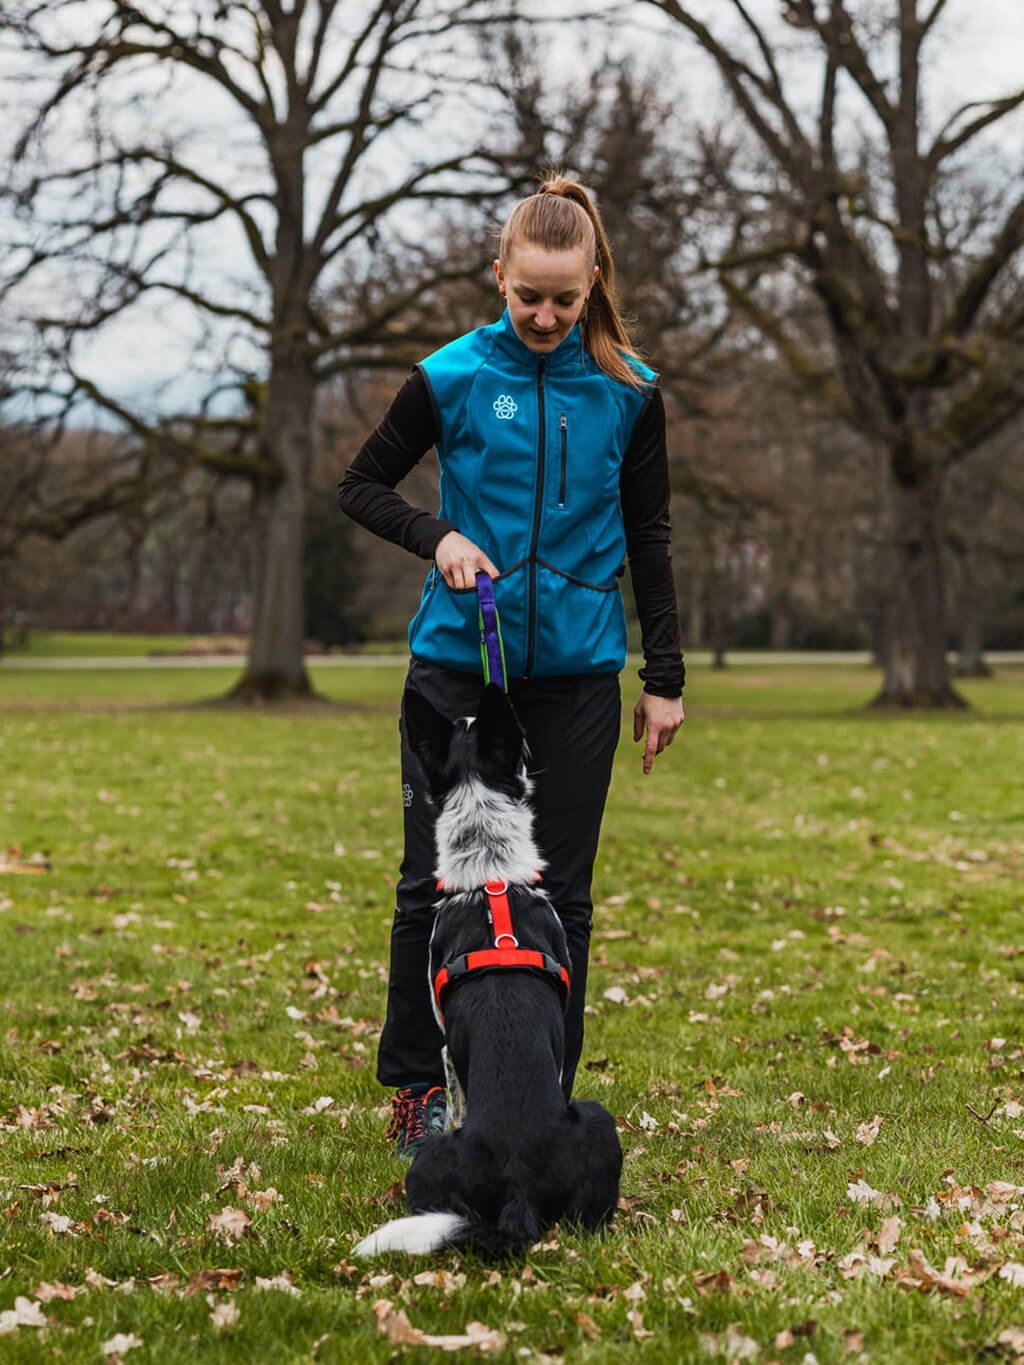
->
[376, 658, 622, 1101]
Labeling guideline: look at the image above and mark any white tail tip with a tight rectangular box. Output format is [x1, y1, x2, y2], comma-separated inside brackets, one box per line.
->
[352, 1211, 468, 1258]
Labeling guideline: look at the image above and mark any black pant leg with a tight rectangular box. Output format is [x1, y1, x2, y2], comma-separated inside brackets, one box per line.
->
[375, 663, 484, 1089]
[511, 674, 622, 1100]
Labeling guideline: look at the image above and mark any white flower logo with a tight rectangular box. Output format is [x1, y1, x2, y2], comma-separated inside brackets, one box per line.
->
[493, 394, 517, 420]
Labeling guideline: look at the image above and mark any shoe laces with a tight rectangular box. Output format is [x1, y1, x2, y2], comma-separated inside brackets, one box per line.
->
[385, 1086, 445, 1143]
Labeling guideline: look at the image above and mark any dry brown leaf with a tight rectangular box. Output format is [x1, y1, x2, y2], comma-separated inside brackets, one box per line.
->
[627, 1310, 653, 1340]
[877, 1213, 902, 1255]
[998, 1326, 1024, 1358]
[206, 1206, 253, 1245]
[33, 1281, 78, 1302]
[245, 1188, 283, 1211]
[254, 1273, 301, 1296]
[0, 1297, 49, 1335]
[186, 1268, 243, 1295]
[209, 1300, 240, 1331]
[692, 1267, 733, 1293]
[855, 1115, 884, 1146]
[896, 1249, 984, 1297]
[844, 1328, 865, 1353]
[372, 1300, 505, 1353]
[101, 1332, 144, 1356]
[412, 1270, 467, 1291]
[575, 1311, 602, 1340]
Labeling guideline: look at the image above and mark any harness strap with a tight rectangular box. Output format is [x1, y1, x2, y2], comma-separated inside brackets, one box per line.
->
[432, 879, 571, 1021]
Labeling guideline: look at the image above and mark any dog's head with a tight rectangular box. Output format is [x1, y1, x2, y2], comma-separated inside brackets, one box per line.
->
[403, 684, 529, 809]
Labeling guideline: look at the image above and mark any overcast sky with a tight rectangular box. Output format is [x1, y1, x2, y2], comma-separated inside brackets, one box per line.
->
[5, 0, 1022, 420]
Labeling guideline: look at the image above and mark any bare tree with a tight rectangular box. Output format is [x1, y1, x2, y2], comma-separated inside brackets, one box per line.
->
[2, 0, 501, 698]
[642, 0, 1024, 705]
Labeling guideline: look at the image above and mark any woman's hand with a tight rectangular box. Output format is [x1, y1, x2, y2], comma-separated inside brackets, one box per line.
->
[434, 531, 500, 590]
[633, 693, 684, 775]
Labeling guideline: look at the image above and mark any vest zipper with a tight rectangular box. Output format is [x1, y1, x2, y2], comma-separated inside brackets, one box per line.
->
[557, 413, 568, 507]
[525, 358, 546, 677]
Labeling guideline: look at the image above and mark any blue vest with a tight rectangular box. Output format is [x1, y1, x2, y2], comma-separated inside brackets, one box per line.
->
[409, 310, 656, 678]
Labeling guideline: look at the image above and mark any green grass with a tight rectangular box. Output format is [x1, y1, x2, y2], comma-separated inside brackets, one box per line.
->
[1, 631, 218, 658]
[0, 660, 1022, 1361]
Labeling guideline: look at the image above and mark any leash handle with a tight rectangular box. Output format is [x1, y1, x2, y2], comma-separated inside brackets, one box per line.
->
[476, 571, 507, 692]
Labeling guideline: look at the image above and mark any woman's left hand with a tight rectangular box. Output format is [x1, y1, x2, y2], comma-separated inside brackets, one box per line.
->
[633, 693, 684, 776]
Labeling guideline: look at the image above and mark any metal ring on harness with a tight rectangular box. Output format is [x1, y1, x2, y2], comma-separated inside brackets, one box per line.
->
[494, 932, 519, 949]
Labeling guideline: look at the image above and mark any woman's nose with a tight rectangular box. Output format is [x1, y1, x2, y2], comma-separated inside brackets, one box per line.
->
[534, 301, 556, 328]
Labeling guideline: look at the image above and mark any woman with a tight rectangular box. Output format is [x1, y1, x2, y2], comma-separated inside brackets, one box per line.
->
[338, 176, 684, 1158]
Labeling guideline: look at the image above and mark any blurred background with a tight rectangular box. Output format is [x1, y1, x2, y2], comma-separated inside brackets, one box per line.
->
[1, 1, 1021, 705]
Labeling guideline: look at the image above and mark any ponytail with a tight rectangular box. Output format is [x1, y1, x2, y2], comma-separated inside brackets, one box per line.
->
[499, 174, 649, 389]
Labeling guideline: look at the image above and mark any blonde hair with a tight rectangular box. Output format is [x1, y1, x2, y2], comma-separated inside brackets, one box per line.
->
[499, 174, 648, 389]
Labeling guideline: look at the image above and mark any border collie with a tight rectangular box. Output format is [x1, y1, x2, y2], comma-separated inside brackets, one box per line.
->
[353, 684, 622, 1259]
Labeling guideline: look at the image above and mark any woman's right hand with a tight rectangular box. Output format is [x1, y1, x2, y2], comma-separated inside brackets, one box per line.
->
[434, 531, 500, 590]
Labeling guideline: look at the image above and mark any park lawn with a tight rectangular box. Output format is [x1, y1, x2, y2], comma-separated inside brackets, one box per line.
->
[0, 632, 217, 659]
[0, 661, 1022, 1362]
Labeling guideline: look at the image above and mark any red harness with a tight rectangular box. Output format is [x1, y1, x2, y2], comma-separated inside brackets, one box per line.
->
[432, 879, 571, 1021]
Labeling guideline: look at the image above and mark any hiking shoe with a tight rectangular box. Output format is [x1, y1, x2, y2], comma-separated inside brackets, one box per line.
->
[385, 1085, 448, 1161]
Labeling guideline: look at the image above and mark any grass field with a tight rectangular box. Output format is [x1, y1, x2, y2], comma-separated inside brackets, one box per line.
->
[0, 659, 1022, 1362]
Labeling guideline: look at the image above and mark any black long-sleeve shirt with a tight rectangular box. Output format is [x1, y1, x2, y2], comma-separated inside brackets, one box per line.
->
[338, 368, 684, 696]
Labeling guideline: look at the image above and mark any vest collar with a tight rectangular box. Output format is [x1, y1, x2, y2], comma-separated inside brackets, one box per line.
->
[490, 308, 587, 374]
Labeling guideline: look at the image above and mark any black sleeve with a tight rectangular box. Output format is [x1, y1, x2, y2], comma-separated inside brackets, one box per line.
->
[620, 387, 685, 697]
[337, 367, 457, 560]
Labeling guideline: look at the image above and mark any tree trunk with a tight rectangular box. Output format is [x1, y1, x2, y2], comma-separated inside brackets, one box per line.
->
[771, 601, 792, 650]
[954, 578, 992, 678]
[228, 358, 315, 702]
[687, 561, 705, 648]
[871, 460, 965, 708]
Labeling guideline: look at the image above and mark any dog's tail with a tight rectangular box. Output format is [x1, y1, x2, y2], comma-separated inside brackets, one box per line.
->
[352, 1189, 540, 1262]
[352, 1210, 469, 1257]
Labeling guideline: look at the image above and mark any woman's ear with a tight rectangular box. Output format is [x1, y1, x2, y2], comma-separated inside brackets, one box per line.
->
[493, 259, 505, 297]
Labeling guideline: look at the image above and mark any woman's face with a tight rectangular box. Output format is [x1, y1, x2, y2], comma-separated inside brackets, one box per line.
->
[493, 243, 598, 354]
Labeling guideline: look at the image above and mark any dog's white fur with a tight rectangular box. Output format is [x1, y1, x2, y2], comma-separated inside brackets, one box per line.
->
[434, 773, 543, 892]
[352, 1211, 468, 1257]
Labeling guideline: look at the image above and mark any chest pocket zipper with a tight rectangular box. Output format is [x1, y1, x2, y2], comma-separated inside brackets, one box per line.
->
[557, 414, 568, 507]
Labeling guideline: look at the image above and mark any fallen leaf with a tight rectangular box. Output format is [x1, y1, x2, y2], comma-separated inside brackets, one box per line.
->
[209, 1300, 240, 1331]
[0, 1297, 48, 1335]
[855, 1115, 884, 1146]
[575, 1310, 602, 1340]
[254, 1273, 301, 1296]
[38, 1211, 74, 1235]
[206, 1206, 252, 1244]
[186, 1268, 243, 1294]
[998, 1326, 1024, 1358]
[101, 1333, 144, 1356]
[877, 1214, 902, 1255]
[33, 1281, 78, 1302]
[999, 1263, 1024, 1288]
[844, 1328, 865, 1353]
[372, 1299, 505, 1352]
[627, 1309, 653, 1340]
[412, 1270, 467, 1291]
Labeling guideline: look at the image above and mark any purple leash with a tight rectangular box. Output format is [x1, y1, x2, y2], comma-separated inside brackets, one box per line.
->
[476, 572, 507, 692]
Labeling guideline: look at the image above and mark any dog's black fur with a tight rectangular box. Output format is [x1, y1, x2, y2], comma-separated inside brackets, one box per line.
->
[353, 685, 622, 1260]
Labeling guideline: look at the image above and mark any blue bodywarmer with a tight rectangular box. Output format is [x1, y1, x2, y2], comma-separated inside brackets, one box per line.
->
[409, 310, 656, 678]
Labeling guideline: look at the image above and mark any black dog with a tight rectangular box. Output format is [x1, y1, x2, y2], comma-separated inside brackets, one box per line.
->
[353, 684, 622, 1259]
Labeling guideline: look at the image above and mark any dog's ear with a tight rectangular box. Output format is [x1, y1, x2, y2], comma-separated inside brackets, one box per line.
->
[403, 689, 454, 793]
[474, 684, 525, 775]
